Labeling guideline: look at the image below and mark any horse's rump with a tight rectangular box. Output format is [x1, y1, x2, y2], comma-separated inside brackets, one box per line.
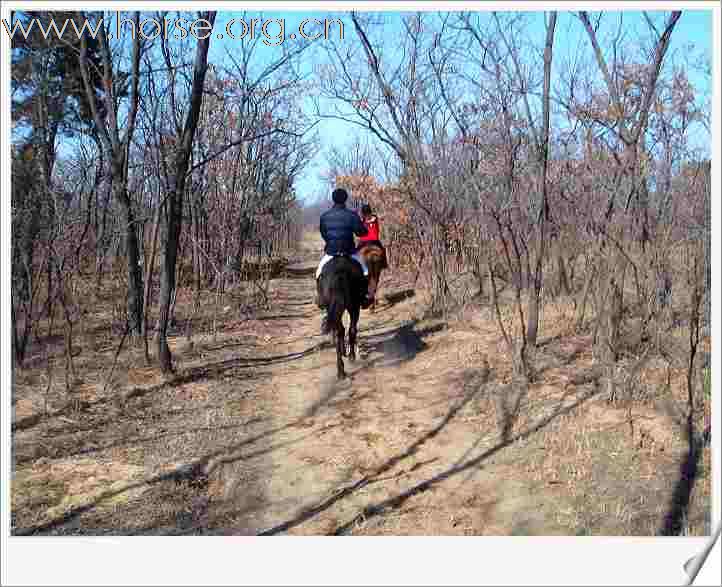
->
[320, 256, 364, 378]
[359, 242, 388, 269]
[321, 256, 362, 321]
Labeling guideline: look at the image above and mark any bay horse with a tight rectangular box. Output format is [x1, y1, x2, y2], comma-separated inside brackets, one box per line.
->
[318, 255, 365, 379]
[359, 241, 388, 312]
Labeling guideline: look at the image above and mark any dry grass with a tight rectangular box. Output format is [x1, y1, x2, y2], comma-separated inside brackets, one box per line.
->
[12, 458, 149, 530]
[11, 233, 712, 536]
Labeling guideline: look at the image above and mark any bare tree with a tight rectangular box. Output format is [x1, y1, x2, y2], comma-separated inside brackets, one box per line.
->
[572, 10, 682, 398]
[78, 11, 145, 335]
[156, 11, 217, 374]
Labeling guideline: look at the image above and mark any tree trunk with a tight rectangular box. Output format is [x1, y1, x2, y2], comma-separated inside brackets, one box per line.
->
[142, 202, 162, 362]
[556, 239, 571, 296]
[113, 156, 144, 336]
[158, 194, 182, 372]
[13, 196, 42, 367]
[157, 12, 216, 374]
[94, 148, 111, 292]
[429, 224, 451, 313]
[575, 259, 597, 331]
[525, 230, 545, 346]
[525, 12, 556, 348]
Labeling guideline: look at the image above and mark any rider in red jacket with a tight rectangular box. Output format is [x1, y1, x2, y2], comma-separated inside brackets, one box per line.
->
[358, 205, 380, 242]
[357, 204, 388, 269]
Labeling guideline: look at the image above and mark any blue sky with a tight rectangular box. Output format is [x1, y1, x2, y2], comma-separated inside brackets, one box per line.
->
[232, 10, 712, 206]
[17, 9, 713, 204]
[201, 9, 709, 204]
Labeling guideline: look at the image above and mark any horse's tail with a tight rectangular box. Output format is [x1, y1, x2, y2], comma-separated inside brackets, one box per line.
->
[326, 265, 352, 330]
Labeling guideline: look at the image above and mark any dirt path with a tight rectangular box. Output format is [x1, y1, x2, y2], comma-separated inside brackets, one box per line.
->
[11, 235, 709, 536]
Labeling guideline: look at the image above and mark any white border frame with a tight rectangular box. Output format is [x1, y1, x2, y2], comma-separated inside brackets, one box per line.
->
[1, 2, 719, 585]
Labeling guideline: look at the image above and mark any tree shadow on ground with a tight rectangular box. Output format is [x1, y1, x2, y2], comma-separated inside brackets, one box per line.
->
[329, 379, 603, 535]
[358, 320, 445, 371]
[301, 319, 446, 419]
[368, 289, 416, 314]
[384, 288, 416, 306]
[172, 341, 331, 386]
[251, 368, 603, 536]
[12, 337, 341, 535]
[12, 404, 334, 536]
[16, 414, 269, 466]
[282, 266, 316, 279]
[13, 341, 329, 434]
[659, 421, 712, 535]
[257, 364, 490, 535]
[254, 313, 313, 321]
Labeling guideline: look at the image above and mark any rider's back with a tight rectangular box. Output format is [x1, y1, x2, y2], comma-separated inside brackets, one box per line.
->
[320, 205, 367, 256]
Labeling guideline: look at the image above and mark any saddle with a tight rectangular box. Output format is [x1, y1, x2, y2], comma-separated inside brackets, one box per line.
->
[321, 253, 364, 278]
[357, 240, 383, 251]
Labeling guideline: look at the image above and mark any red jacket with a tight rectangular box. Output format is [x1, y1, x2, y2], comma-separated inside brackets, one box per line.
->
[358, 215, 380, 242]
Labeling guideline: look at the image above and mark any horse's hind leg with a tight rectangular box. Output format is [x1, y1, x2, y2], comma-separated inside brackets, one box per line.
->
[339, 323, 348, 357]
[336, 324, 346, 379]
[348, 307, 359, 362]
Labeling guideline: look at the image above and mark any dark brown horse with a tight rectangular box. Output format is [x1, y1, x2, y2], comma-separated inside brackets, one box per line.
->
[318, 256, 365, 379]
[359, 242, 388, 312]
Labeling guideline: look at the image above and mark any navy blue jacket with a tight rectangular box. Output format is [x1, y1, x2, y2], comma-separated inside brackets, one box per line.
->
[320, 203, 368, 255]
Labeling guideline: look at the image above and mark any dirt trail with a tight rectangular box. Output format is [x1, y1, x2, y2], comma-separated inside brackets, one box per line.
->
[11, 234, 707, 536]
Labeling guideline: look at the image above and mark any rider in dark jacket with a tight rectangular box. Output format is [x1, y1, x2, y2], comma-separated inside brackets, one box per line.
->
[320, 192, 368, 256]
[316, 188, 372, 334]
